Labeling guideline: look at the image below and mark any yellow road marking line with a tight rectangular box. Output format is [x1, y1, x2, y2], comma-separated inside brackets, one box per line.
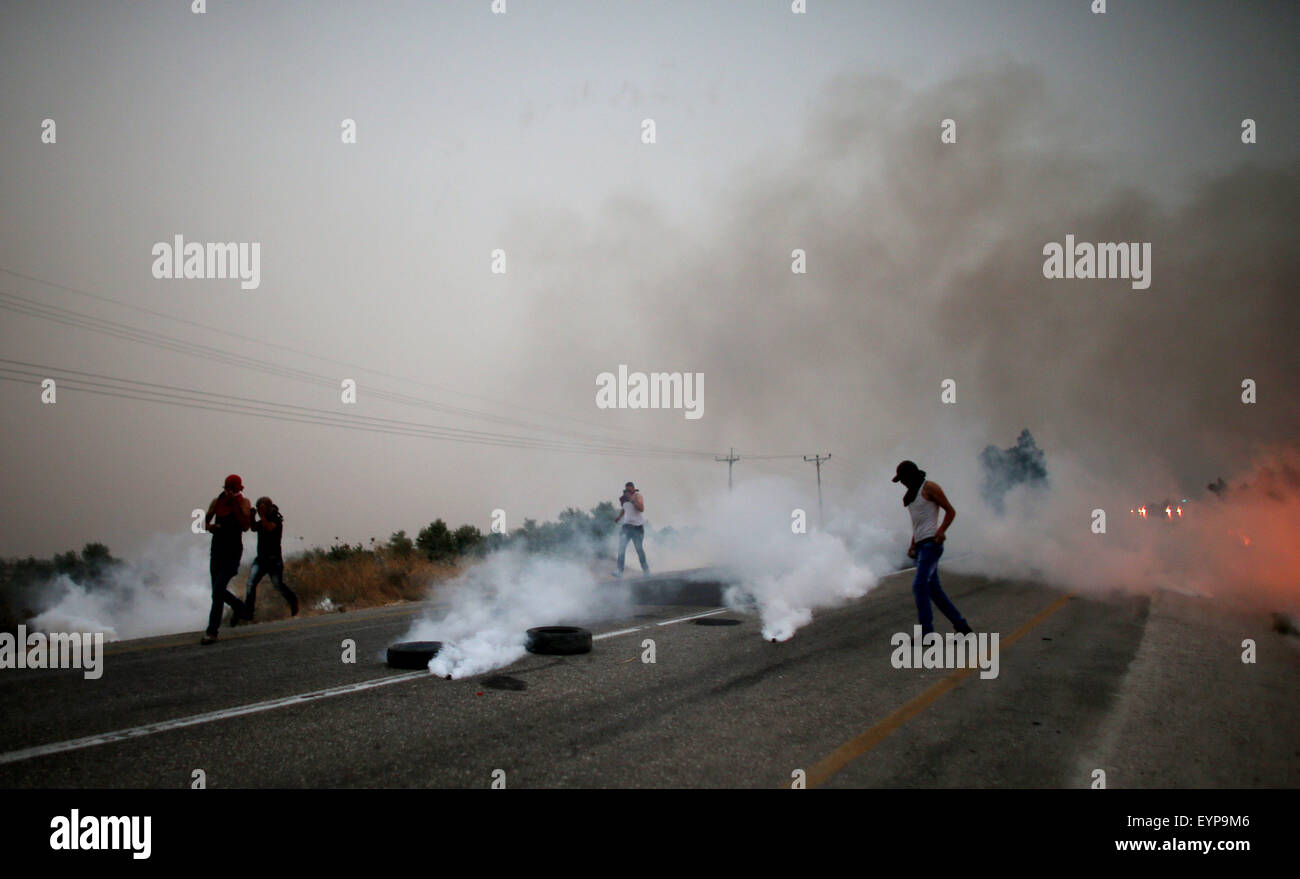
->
[802, 593, 1074, 788]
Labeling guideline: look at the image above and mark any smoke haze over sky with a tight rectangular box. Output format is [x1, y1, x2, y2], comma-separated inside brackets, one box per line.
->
[1, 0, 1296, 558]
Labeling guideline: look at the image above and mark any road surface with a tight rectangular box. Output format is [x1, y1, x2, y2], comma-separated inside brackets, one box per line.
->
[0, 568, 1296, 788]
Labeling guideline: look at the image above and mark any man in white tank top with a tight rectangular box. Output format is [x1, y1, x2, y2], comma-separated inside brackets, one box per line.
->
[613, 481, 649, 577]
[892, 460, 972, 636]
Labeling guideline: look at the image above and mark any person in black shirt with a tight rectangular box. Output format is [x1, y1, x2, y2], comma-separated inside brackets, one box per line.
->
[245, 497, 299, 619]
[202, 474, 252, 644]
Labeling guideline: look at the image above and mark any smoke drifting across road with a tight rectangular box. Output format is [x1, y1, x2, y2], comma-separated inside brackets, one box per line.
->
[694, 478, 881, 641]
[20, 61, 1300, 655]
[490, 59, 1298, 623]
[402, 547, 629, 679]
[403, 59, 1300, 675]
[25, 535, 211, 641]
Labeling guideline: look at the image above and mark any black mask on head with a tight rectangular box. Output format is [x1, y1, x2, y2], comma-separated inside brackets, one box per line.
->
[900, 468, 927, 505]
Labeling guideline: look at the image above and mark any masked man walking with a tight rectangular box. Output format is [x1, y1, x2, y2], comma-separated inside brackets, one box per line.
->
[892, 460, 972, 636]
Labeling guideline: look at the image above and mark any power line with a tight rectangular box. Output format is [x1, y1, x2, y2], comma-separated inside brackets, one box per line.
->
[0, 270, 833, 465]
[0, 267, 678, 445]
[0, 286, 718, 459]
[0, 359, 720, 460]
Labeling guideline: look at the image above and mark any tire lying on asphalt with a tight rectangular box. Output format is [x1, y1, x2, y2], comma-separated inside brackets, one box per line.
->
[386, 641, 443, 669]
[525, 626, 592, 655]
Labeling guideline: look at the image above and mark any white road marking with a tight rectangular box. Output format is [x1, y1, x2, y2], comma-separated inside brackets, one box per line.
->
[655, 608, 729, 626]
[591, 609, 731, 641]
[5, 566, 968, 769]
[592, 627, 644, 641]
[1, 608, 738, 766]
[0, 671, 427, 766]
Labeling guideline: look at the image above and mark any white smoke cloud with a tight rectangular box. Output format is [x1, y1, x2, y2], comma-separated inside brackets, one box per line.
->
[28, 534, 212, 641]
[687, 477, 883, 641]
[400, 476, 891, 676]
[403, 548, 629, 679]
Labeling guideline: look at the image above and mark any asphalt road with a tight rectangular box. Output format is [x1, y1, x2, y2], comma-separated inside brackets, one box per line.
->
[1, 569, 1296, 788]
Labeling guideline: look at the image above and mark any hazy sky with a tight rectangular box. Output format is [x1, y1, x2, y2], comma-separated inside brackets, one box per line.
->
[1, 0, 1296, 557]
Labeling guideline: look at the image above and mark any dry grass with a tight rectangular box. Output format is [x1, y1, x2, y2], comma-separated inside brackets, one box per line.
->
[241, 552, 464, 623]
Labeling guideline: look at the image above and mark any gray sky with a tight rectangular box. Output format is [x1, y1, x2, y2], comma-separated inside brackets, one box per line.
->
[1, 0, 1296, 557]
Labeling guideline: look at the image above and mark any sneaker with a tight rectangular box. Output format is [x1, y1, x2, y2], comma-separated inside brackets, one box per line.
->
[288, 593, 299, 616]
[200, 634, 218, 645]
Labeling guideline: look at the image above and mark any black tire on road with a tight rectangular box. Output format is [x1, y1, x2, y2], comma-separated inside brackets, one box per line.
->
[386, 640, 443, 669]
[525, 626, 592, 655]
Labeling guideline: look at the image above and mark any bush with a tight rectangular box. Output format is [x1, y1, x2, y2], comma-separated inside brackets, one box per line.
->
[417, 519, 455, 561]
[387, 530, 414, 557]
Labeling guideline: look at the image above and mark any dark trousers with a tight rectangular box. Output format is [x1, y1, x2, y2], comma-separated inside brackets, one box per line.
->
[617, 524, 649, 574]
[208, 555, 247, 636]
[912, 541, 967, 635]
[245, 558, 296, 611]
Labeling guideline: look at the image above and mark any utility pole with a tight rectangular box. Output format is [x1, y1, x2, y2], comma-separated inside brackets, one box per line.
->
[716, 447, 740, 491]
[803, 453, 831, 524]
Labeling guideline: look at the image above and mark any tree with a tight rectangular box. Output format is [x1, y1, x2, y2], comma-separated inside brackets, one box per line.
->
[978, 428, 1048, 513]
[452, 524, 483, 556]
[417, 519, 455, 561]
[53, 550, 79, 575]
[80, 543, 113, 576]
[387, 530, 414, 557]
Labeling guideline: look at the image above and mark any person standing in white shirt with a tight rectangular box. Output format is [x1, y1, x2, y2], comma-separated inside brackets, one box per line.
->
[613, 481, 649, 577]
[893, 460, 972, 636]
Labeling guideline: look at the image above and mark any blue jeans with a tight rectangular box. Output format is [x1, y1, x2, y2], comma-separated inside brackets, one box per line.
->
[912, 541, 967, 635]
[617, 525, 649, 575]
[245, 558, 297, 613]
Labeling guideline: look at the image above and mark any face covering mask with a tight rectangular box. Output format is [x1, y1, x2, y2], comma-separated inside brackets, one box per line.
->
[901, 470, 926, 505]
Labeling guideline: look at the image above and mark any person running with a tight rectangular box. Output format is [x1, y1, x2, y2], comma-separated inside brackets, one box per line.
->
[244, 496, 299, 620]
[613, 481, 649, 578]
[892, 460, 972, 636]
[202, 474, 252, 644]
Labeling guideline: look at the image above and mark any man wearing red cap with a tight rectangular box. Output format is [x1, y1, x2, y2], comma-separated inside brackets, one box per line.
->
[201, 474, 252, 644]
